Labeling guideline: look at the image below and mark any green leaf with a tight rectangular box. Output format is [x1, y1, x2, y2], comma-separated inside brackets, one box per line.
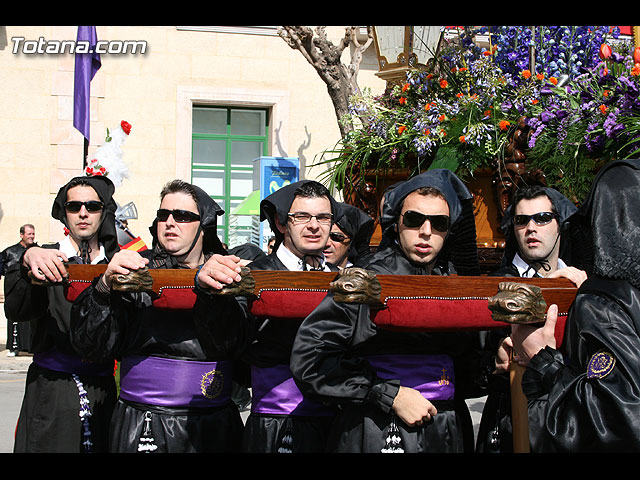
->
[428, 145, 461, 171]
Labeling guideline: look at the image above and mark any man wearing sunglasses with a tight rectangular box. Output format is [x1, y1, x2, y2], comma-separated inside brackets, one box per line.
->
[70, 179, 247, 453]
[476, 185, 587, 453]
[323, 202, 375, 270]
[195, 180, 341, 453]
[13, 175, 120, 453]
[290, 170, 489, 453]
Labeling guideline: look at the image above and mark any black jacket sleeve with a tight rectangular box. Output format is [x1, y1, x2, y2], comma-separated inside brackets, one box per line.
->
[522, 283, 640, 451]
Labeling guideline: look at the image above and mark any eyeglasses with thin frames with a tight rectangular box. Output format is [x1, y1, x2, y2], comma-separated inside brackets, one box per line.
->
[287, 212, 333, 225]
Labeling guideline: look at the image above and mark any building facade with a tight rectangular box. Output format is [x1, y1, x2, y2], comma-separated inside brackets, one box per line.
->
[0, 25, 385, 251]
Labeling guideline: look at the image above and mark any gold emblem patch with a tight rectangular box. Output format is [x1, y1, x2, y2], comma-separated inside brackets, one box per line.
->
[201, 369, 224, 399]
[587, 351, 616, 380]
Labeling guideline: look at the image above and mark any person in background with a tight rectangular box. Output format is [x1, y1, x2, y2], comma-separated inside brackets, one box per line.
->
[2, 224, 36, 356]
[266, 236, 276, 255]
[323, 202, 374, 270]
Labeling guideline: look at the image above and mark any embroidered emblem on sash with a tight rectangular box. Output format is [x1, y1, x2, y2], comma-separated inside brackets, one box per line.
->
[201, 369, 224, 399]
[438, 367, 450, 386]
[587, 351, 616, 379]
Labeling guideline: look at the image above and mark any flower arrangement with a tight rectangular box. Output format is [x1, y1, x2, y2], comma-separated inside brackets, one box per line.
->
[85, 120, 132, 187]
[315, 26, 636, 204]
[525, 43, 640, 201]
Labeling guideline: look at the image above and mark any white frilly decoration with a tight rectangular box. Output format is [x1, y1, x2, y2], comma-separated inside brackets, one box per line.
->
[85, 120, 132, 187]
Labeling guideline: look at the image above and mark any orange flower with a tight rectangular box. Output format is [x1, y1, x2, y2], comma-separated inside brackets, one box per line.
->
[438, 114, 446, 122]
[632, 63, 640, 77]
[424, 103, 431, 111]
[483, 109, 492, 117]
[424, 128, 431, 135]
[536, 73, 544, 81]
[402, 83, 410, 92]
[459, 135, 466, 143]
[482, 50, 492, 56]
[427, 73, 434, 80]
[599, 104, 607, 114]
[456, 93, 464, 98]
[532, 99, 539, 105]
[399, 97, 406, 105]
[499, 120, 510, 131]
[521, 70, 532, 79]
[398, 125, 407, 135]
[603, 90, 611, 97]
[549, 76, 558, 85]
[439, 79, 448, 89]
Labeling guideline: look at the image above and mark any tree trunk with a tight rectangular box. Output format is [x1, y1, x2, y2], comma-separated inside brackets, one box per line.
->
[278, 26, 373, 137]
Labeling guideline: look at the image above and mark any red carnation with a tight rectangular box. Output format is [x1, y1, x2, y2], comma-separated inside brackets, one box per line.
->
[121, 121, 132, 135]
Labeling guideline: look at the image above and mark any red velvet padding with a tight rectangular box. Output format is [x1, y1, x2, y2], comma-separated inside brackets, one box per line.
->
[372, 298, 504, 331]
[65, 281, 93, 302]
[372, 298, 568, 347]
[152, 288, 196, 310]
[250, 290, 329, 319]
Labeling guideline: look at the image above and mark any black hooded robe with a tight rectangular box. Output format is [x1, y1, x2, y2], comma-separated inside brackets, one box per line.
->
[70, 184, 245, 453]
[520, 159, 640, 452]
[13, 176, 119, 453]
[290, 170, 490, 453]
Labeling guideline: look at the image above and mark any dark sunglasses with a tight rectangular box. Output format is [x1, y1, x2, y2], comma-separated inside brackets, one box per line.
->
[513, 211, 558, 227]
[156, 209, 201, 223]
[64, 201, 104, 213]
[401, 211, 450, 232]
[329, 232, 350, 243]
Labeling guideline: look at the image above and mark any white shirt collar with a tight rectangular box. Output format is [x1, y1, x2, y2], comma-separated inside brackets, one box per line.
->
[512, 252, 567, 278]
[276, 244, 330, 271]
[59, 235, 106, 264]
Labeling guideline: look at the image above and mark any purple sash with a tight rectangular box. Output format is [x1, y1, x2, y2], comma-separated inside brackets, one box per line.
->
[251, 365, 337, 417]
[119, 355, 232, 408]
[34, 348, 113, 377]
[367, 354, 455, 401]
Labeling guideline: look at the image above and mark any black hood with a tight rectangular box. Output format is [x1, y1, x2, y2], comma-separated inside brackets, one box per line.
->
[260, 180, 338, 251]
[500, 186, 578, 269]
[571, 159, 640, 288]
[149, 183, 226, 266]
[379, 169, 480, 275]
[333, 202, 375, 264]
[51, 175, 119, 261]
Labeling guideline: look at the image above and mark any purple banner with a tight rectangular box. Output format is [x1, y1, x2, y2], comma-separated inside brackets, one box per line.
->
[73, 26, 101, 141]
